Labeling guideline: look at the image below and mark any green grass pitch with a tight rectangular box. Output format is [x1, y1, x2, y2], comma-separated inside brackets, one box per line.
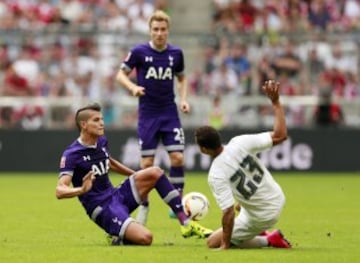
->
[0, 172, 359, 263]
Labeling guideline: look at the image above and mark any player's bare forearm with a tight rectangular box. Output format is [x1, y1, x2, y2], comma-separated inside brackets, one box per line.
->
[56, 172, 95, 199]
[271, 100, 287, 145]
[221, 206, 235, 249]
[263, 80, 288, 145]
[110, 157, 135, 176]
[177, 75, 190, 113]
[116, 69, 145, 96]
[56, 184, 85, 199]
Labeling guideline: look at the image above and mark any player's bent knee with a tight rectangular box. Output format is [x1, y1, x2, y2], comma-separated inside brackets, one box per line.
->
[207, 238, 219, 248]
[146, 166, 164, 179]
[206, 230, 221, 248]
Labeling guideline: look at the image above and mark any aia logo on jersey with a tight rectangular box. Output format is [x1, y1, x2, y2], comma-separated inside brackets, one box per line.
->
[145, 66, 173, 80]
[91, 159, 110, 177]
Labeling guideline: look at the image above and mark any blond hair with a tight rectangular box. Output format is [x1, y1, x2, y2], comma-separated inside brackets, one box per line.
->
[148, 10, 170, 28]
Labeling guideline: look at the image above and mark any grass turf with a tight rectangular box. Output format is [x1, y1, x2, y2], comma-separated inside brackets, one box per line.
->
[0, 172, 359, 263]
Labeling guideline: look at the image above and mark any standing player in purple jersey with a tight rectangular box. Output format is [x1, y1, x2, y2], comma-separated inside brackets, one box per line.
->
[116, 10, 190, 224]
[56, 103, 212, 245]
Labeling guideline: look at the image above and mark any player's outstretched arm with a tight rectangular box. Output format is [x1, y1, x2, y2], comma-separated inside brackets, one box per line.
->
[262, 80, 288, 146]
[220, 206, 235, 250]
[116, 69, 145, 97]
[109, 157, 135, 176]
[177, 74, 190, 113]
[55, 171, 95, 199]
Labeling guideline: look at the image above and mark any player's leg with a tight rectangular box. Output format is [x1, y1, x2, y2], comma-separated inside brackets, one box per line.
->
[136, 119, 159, 225]
[134, 167, 213, 238]
[134, 167, 189, 224]
[206, 228, 223, 248]
[168, 151, 185, 194]
[92, 195, 153, 246]
[122, 222, 153, 245]
[136, 156, 155, 225]
[161, 119, 186, 217]
[207, 228, 269, 249]
[232, 210, 270, 248]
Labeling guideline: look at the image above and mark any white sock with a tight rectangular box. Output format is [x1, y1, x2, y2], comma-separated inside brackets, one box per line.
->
[136, 205, 149, 225]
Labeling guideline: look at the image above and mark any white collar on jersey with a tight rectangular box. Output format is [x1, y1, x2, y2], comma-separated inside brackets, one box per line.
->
[149, 41, 167, 52]
[77, 138, 97, 148]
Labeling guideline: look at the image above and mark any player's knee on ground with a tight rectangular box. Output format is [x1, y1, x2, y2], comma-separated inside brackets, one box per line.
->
[207, 237, 219, 248]
[169, 151, 184, 166]
[206, 230, 222, 248]
[138, 230, 153, 246]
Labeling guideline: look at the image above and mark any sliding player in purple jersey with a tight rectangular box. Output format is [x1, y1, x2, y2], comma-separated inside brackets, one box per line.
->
[116, 10, 190, 224]
[56, 103, 212, 245]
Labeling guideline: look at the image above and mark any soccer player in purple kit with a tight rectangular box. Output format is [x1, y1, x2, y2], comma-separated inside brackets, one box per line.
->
[56, 103, 212, 245]
[116, 10, 190, 224]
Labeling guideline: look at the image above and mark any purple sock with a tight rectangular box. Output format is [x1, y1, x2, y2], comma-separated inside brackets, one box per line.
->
[155, 174, 188, 225]
[169, 166, 184, 195]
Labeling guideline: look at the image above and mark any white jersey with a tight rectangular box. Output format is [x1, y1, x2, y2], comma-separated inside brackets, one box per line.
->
[208, 132, 285, 221]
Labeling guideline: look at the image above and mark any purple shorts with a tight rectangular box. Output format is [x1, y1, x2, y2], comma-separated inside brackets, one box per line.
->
[138, 116, 185, 157]
[91, 175, 141, 239]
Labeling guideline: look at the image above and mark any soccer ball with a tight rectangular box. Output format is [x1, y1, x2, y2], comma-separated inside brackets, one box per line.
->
[182, 192, 210, 221]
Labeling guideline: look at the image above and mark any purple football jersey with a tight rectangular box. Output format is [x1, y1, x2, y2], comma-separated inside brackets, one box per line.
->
[59, 136, 115, 215]
[121, 42, 185, 119]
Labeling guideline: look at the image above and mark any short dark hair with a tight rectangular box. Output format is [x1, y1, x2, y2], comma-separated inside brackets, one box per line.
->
[75, 103, 102, 131]
[194, 126, 222, 150]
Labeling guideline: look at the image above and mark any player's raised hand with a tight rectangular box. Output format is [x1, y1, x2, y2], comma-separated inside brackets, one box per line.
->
[262, 80, 280, 103]
[131, 85, 145, 97]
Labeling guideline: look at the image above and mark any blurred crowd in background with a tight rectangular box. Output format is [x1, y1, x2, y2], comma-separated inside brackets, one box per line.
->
[0, 0, 359, 130]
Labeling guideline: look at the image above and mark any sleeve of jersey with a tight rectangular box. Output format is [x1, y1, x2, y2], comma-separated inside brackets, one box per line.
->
[208, 174, 235, 211]
[175, 50, 185, 75]
[59, 152, 76, 177]
[121, 47, 139, 71]
[231, 132, 273, 155]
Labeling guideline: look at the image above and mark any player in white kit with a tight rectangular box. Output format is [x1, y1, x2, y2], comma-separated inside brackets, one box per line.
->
[194, 80, 291, 249]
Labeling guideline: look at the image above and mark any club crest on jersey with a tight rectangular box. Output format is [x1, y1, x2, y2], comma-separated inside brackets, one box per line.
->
[145, 66, 172, 80]
[169, 55, 174, 66]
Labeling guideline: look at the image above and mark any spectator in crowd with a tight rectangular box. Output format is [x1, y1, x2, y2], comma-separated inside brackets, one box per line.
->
[313, 87, 344, 127]
[306, 48, 325, 89]
[209, 60, 240, 96]
[2, 64, 33, 96]
[207, 95, 227, 130]
[224, 41, 252, 95]
[13, 104, 45, 130]
[271, 40, 303, 82]
[232, 0, 259, 32]
[307, 0, 333, 31]
[342, 0, 360, 30]
[127, 0, 155, 34]
[343, 71, 360, 99]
